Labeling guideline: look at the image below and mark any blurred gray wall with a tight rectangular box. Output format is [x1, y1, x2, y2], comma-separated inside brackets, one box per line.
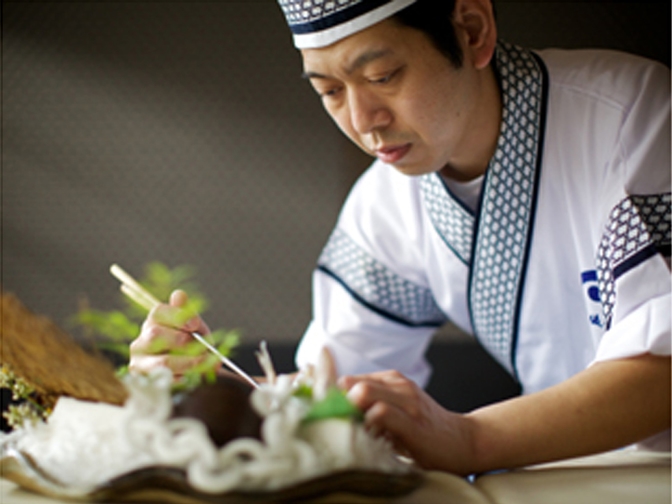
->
[2, 1, 670, 349]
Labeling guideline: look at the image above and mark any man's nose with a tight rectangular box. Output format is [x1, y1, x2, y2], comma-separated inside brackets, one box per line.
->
[348, 89, 392, 135]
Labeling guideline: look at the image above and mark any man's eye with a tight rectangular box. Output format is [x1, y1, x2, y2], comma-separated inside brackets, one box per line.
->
[320, 87, 342, 98]
[373, 74, 392, 84]
[369, 69, 399, 85]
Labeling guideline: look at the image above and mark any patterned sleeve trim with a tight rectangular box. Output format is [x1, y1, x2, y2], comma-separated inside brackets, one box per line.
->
[317, 228, 447, 328]
[597, 193, 671, 328]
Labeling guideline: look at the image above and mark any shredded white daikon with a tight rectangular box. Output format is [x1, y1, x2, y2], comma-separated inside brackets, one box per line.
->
[0, 353, 408, 494]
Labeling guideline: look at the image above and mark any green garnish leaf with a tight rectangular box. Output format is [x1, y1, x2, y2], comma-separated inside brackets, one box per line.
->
[303, 388, 363, 423]
[176, 339, 209, 357]
[293, 384, 313, 400]
[70, 261, 241, 390]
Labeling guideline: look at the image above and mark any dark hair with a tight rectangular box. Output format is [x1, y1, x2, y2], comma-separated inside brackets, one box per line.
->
[392, 0, 462, 68]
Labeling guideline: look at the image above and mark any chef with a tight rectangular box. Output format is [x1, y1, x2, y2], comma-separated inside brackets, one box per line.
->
[130, 0, 671, 475]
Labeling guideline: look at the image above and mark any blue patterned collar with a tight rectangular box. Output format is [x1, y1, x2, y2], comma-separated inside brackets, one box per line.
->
[421, 41, 549, 377]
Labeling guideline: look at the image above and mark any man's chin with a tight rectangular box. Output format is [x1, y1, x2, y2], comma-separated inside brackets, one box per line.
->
[386, 161, 437, 177]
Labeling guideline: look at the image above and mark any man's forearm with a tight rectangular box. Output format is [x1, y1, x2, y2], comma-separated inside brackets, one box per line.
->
[466, 353, 671, 473]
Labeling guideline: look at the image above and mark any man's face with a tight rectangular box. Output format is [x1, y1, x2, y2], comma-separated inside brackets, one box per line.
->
[301, 19, 497, 179]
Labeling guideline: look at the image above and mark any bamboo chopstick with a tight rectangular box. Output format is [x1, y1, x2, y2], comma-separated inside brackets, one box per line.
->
[111, 264, 161, 308]
[110, 264, 259, 388]
[120, 284, 154, 312]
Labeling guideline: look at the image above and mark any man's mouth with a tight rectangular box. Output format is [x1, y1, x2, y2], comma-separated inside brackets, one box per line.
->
[374, 144, 412, 164]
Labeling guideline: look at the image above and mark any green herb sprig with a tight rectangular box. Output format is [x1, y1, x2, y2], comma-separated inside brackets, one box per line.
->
[71, 262, 240, 390]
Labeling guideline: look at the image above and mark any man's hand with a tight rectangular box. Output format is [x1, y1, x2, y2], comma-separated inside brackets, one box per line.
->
[129, 289, 214, 378]
[339, 370, 477, 475]
[340, 354, 671, 475]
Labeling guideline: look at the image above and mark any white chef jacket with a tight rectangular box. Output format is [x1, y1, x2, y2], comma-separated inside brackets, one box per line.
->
[296, 42, 671, 398]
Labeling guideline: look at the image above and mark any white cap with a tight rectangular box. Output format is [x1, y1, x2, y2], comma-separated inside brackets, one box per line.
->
[277, 0, 418, 49]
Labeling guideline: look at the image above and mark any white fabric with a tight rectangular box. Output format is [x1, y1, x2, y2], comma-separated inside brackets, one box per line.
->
[296, 45, 671, 401]
[291, 0, 417, 49]
[440, 174, 484, 212]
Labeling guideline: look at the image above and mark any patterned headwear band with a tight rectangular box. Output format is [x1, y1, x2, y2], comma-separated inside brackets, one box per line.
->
[277, 0, 418, 49]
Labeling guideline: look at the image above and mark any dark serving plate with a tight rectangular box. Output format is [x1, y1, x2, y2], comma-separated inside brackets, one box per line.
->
[0, 447, 423, 503]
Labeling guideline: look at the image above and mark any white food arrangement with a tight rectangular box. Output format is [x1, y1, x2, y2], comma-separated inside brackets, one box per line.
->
[0, 347, 411, 494]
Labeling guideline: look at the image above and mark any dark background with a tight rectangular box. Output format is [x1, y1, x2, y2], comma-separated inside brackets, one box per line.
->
[2, 1, 670, 417]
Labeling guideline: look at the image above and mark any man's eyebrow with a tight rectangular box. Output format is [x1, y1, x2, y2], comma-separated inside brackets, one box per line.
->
[301, 70, 327, 80]
[301, 49, 393, 80]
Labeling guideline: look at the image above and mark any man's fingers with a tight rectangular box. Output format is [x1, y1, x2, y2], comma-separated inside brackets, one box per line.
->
[167, 289, 210, 334]
[363, 400, 416, 453]
[167, 355, 207, 375]
[169, 289, 188, 307]
[339, 369, 408, 389]
[129, 354, 205, 375]
[185, 315, 210, 336]
[131, 322, 192, 354]
[346, 379, 408, 412]
[365, 400, 402, 428]
[129, 354, 170, 374]
[343, 371, 424, 416]
[338, 375, 359, 390]
[127, 289, 213, 377]
[151, 303, 191, 330]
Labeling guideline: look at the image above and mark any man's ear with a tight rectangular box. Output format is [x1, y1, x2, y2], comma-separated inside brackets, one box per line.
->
[453, 0, 497, 69]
